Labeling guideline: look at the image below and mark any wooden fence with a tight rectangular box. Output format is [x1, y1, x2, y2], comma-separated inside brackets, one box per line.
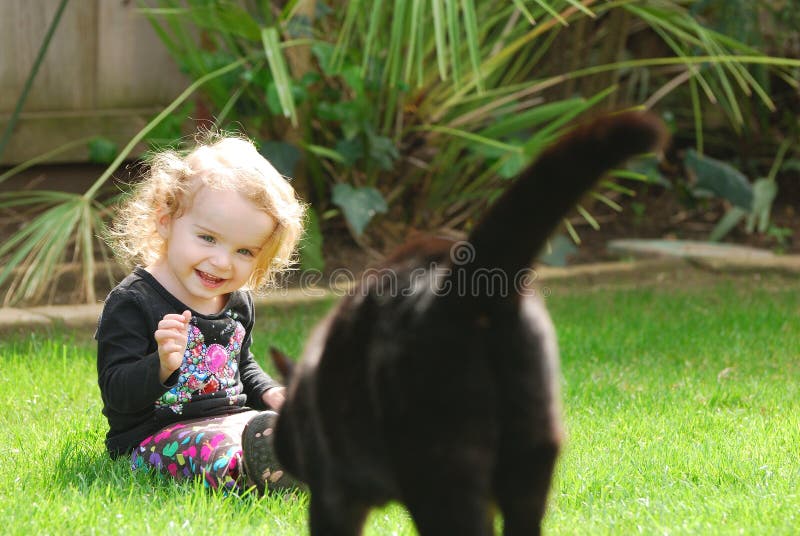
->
[0, 0, 188, 165]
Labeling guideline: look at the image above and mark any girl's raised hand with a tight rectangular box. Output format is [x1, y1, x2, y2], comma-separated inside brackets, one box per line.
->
[155, 310, 192, 382]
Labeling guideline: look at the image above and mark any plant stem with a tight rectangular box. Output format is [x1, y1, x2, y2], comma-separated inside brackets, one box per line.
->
[83, 56, 249, 200]
[0, 0, 70, 162]
[0, 137, 94, 184]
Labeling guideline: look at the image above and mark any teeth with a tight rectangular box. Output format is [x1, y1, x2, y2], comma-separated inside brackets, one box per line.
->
[199, 271, 222, 283]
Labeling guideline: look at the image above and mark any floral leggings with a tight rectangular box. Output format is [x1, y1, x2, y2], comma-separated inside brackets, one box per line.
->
[131, 410, 257, 491]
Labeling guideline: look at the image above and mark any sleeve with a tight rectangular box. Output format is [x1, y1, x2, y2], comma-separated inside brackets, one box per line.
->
[237, 293, 281, 410]
[96, 288, 175, 413]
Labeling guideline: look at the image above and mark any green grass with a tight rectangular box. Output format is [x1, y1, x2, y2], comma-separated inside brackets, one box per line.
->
[1, 276, 798, 534]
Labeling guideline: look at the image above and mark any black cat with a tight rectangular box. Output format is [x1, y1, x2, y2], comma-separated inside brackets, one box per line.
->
[272, 112, 666, 535]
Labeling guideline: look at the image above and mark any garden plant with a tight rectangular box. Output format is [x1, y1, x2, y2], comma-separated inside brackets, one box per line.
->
[1, 0, 799, 306]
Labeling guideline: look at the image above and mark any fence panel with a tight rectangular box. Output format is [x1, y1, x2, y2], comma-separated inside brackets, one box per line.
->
[0, 0, 187, 165]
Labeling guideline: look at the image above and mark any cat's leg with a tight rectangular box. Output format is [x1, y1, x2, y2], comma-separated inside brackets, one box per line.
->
[494, 441, 558, 536]
[404, 491, 494, 536]
[308, 488, 369, 536]
[395, 458, 495, 536]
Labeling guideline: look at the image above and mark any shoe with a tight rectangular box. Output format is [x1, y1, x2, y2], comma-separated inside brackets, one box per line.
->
[241, 411, 302, 494]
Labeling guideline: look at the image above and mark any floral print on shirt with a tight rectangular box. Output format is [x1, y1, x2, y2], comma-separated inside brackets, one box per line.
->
[156, 315, 245, 414]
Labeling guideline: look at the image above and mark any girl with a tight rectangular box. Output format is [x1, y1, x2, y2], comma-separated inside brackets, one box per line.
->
[96, 135, 305, 494]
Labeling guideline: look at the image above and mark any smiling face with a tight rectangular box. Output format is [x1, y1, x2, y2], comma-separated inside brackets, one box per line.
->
[148, 185, 277, 314]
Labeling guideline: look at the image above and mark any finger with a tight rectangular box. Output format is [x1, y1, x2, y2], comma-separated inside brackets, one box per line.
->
[271, 392, 285, 410]
[157, 318, 189, 331]
[159, 343, 184, 362]
[155, 328, 186, 344]
[161, 313, 190, 324]
[166, 343, 185, 355]
[182, 310, 192, 323]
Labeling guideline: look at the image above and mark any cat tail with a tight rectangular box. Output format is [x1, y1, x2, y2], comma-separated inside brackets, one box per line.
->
[463, 110, 667, 278]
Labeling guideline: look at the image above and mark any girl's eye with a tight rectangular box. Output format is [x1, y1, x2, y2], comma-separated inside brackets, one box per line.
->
[199, 235, 215, 243]
[237, 248, 254, 257]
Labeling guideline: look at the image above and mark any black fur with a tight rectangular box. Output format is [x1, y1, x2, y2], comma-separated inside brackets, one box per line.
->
[273, 112, 667, 535]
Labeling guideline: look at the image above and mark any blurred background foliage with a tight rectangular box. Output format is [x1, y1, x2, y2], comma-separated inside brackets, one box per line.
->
[1, 0, 799, 305]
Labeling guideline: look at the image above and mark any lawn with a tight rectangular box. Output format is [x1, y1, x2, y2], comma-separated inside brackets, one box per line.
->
[0, 272, 797, 535]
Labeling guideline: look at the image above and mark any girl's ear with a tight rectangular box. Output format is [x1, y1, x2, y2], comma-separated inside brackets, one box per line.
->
[156, 208, 172, 239]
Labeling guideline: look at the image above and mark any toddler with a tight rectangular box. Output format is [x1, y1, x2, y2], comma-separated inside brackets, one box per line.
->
[96, 135, 305, 493]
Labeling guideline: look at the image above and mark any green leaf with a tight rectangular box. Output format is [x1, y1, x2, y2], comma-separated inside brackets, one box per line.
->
[497, 151, 528, 179]
[431, 0, 448, 80]
[745, 178, 778, 234]
[335, 138, 365, 166]
[478, 99, 585, 140]
[311, 42, 337, 76]
[365, 132, 399, 171]
[710, 206, 747, 242]
[261, 26, 297, 125]
[259, 140, 301, 177]
[87, 138, 118, 164]
[304, 144, 347, 164]
[622, 155, 671, 187]
[576, 205, 599, 230]
[460, 0, 483, 92]
[331, 184, 388, 236]
[684, 149, 753, 210]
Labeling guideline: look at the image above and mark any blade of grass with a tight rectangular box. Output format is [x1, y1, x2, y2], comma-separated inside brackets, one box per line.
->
[511, 0, 537, 25]
[76, 198, 98, 303]
[0, 199, 79, 301]
[331, 0, 361, 73]
[599, 179, 636, 196]
[564, 219, 581, 245]
[403, 0, 424, 84]
[576, 204, 600, 230]
[432, 0, 449, 80]
[261, 27, 298, 126]
[446, 0, 463, 86]
[564, 0, 596, 18]
[591, 192, 623, 212]
[16, 201, 82, 302]
[0, 190, 77, 208]
[609, 169, 657, 182]
[460, 0, 484, 93]
[530, 0, 568, 25]
[690, 76, 704, 154]
[416, 125, 522, 153]
[361, 0, 383, 75]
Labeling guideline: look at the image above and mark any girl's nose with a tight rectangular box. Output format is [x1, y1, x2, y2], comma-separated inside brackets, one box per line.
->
[210, 251, 232, 270]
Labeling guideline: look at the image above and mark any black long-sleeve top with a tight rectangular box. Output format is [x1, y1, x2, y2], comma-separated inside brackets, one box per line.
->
[95, 267, 279, 458]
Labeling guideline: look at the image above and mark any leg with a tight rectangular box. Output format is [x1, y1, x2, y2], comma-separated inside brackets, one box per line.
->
[241, 410, 304, 494]
[495, 442, 558, 536]
[131, 411, 256, 491]
[394, 452, 495, 536]
[403, 485, 494, 536]
[308, 486, 369, 536]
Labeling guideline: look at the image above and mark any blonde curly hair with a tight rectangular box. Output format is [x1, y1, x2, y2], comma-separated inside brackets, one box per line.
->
[108, 135, 306, 292]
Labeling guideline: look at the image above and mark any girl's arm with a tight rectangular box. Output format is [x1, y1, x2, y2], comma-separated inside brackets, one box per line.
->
[237, 292, 282, 409]
[96, 289, 176, 413]
[238, 331, 282, 410]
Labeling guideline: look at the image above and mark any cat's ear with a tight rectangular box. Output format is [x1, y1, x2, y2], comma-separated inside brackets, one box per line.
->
[269, 346, 295, 381]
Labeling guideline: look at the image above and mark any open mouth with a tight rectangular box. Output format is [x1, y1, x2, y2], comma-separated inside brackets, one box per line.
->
[196, 270, 225, 288]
